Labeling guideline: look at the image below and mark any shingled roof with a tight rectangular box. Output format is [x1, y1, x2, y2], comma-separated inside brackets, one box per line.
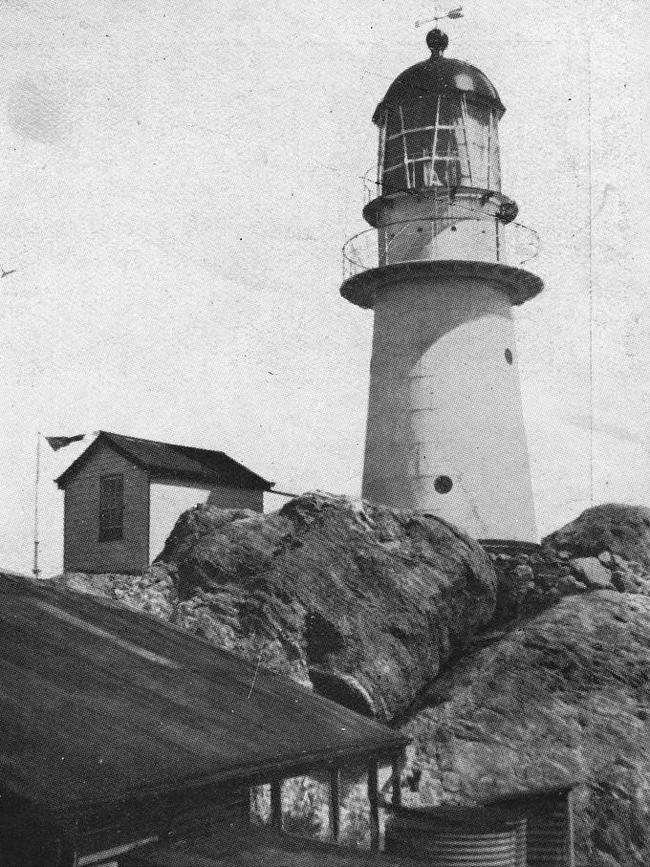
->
[55, 431, 273, 491]
[0, 572, 407, 823]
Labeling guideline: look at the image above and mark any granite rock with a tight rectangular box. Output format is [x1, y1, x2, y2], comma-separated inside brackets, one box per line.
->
[61, 492, 497, 723]
[51, 496, 650, 865]
[569, 557, 615, 590]
[402, 591, 650, 867]
[543, 504, 650, 570]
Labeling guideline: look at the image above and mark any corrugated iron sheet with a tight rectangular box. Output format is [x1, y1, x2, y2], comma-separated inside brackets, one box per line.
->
[385, 790, 574, 867]
[526, 791, 574, 867]
[488, 786, 575, 867]
[385, 810, 526, 866]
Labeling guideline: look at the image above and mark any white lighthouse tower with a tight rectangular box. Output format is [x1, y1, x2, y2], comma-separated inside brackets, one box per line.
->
[341, 28, 543, 542]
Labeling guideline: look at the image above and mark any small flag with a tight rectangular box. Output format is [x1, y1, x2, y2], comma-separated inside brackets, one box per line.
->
[45, 434, 85, 451]
[448, 7, 464, 19]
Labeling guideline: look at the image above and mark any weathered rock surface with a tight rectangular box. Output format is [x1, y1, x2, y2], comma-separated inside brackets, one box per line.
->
[55, 495, 650, 865]
[60, 492, 497, 722]
[484, 512, 650, 634]
[543, 503, 650, 571]
[402, 591, 650, 867]
[486, 545, 591, 630]
[55, 564, 176, 620]
[569, 556, 615, 590]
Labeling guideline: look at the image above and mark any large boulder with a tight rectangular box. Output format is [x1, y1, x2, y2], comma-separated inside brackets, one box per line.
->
[401, 591, 650, 867]
[150, 492, 497, 722]
[543, 504, 650, 571]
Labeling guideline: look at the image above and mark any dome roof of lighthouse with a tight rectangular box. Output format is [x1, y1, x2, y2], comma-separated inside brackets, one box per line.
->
[372, 29, 505, 123]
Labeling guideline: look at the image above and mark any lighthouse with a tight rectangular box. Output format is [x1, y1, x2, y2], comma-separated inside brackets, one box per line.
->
[341, 28, 543, 542]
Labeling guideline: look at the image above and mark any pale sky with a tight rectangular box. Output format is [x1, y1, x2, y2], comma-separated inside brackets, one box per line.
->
[1, 0, 649, 576]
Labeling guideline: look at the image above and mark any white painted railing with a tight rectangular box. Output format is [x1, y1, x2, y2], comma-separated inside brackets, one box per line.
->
[342, 215, 539, 281]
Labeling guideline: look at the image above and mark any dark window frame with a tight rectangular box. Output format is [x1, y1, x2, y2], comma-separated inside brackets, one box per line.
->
[99, 474, 124, 542]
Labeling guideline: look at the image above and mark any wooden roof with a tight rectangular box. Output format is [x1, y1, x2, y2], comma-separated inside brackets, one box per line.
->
[0, 573, 407, 822]
[55, 431, 274, 491]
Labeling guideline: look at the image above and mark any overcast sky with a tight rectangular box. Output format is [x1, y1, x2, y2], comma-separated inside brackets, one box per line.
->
[1, 0, 649, 576]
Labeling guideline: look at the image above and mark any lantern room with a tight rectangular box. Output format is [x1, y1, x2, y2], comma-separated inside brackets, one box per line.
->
[346, 27, 541, 277]
[373, 28, 504, 197]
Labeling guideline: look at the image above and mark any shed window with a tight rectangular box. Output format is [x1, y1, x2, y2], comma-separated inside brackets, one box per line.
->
[99, 474, 124, 542]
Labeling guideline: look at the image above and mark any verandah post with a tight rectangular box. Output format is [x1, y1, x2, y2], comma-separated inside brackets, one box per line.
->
[330, 766, 341, 842]
[270, 780, 283, 831]
[368, 760, 379, 851]
[391, 755, 402, 811]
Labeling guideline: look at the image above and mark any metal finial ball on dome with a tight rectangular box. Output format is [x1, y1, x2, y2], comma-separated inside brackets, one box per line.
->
[426, 28, 449, 56]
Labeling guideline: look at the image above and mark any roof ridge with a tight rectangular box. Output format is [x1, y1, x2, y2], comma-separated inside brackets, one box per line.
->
[105, 431, 230, 458]
[56, 431, 273, 490]
[172, 442, 228, 458]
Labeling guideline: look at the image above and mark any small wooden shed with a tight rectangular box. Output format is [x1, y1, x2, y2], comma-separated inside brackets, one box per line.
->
[0, 572, 408, 866]
[55, 431, 274, 575]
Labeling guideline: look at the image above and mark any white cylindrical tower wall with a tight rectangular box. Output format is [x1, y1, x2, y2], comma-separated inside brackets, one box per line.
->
[376, 190, 507, 268]
[362, 272, 537, 541]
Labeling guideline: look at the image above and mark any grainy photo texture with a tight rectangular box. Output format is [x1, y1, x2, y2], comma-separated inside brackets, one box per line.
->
[1, 1, 649, 865]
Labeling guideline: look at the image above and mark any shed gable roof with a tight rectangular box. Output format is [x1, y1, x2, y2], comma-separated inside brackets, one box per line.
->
[55, 431, 273, 491]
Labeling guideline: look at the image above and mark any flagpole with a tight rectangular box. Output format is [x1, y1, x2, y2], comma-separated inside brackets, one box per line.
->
[33, 432, 41, 579]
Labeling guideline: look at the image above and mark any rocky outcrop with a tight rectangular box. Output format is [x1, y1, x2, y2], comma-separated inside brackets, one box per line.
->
[55, 564, 176, 620]
[484, 526, 650, 636]
[55, 495, 650, 866]
[401, 591, 650, 867]
[486, 545, 593, 629]
[168, 493, 500, 721]
[543, 503, 650, 571]
[60, 493, 497, 722]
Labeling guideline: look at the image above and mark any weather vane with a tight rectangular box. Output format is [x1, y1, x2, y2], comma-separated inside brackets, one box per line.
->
[415, 5, 463, 28]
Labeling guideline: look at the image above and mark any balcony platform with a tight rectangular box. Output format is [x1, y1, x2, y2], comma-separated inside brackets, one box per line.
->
[340, 260, 544, 310]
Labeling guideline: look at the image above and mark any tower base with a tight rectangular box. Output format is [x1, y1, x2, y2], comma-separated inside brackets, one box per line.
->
[343, 260, 542, 543]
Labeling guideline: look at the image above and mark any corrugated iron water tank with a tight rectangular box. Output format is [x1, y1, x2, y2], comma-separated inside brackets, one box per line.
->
[496, 788, 575, 867]
[385, 806, 526, 866]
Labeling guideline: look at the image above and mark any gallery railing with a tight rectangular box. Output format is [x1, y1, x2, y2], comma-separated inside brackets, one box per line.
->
[342, 215, 540, 281]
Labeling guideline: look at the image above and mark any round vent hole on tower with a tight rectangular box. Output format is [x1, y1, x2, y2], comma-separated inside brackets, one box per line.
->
[505, 348, 513, 364]
[434, 475, 453, 494]
[450, 225, 457, 232]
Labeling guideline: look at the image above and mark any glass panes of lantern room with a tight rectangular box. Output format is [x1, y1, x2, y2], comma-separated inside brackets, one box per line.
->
[379, 95, 501, 195]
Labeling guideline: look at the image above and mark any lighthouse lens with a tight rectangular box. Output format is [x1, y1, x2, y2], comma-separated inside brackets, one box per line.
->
[380, 96, 501, 196]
